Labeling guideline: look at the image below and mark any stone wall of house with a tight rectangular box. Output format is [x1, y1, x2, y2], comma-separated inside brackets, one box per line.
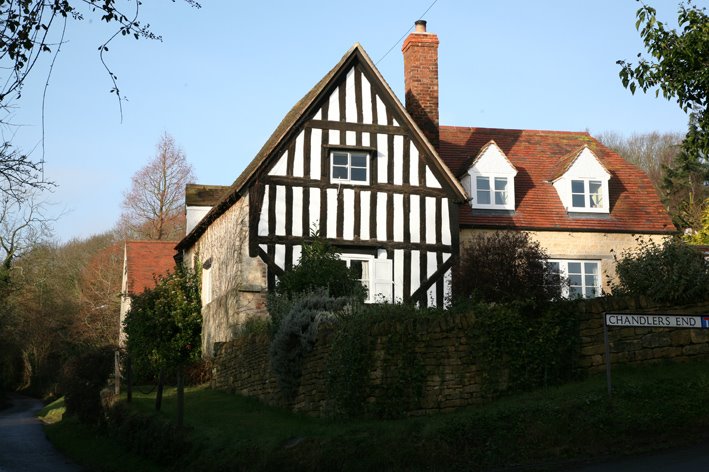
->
[459, 229, 668, 292]
[185, 195, 269, 357]
[212, 297, 709, 417]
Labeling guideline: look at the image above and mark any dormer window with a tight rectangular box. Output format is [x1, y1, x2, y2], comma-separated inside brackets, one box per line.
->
[571, 179, 604, 209]
[463, 141, 517, 211]
[331, 150, 369, 185]
[551, 146, 610, 214]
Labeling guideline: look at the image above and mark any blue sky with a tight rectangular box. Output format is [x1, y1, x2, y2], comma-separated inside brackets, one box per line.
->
[8, 0, 700, 242]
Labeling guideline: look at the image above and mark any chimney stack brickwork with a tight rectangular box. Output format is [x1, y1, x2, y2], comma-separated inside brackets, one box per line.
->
[403, 21, 440, 150]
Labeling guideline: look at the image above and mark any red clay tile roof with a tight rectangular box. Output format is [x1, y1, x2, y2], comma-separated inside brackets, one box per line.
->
[439, 126, 676, 233]
[125, 241, 178, 295]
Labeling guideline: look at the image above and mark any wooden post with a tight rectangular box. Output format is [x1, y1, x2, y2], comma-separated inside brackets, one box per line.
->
[114, 350, 121, 395]
[604, 315, 612, 397]
[155, 371, 164, 411]
[176, 367, 184, 428]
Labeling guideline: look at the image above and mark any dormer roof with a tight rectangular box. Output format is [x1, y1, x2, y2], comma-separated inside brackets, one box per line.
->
[549, 145, 610, 183]
[439, 126, 675, 234]
[467, 140, 517, 174]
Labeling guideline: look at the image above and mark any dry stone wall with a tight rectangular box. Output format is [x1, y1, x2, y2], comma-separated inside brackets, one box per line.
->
[212, 297, 709, 417]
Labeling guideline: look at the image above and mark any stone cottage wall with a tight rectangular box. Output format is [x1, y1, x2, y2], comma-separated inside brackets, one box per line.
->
[212, 297, 709, 417]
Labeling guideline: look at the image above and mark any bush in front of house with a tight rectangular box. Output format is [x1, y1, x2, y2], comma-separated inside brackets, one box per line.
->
[612, 237, 709, 304]
[453, 231, 564, 306]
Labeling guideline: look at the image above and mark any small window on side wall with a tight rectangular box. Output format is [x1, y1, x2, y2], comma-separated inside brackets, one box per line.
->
[331, 151, 369, 185]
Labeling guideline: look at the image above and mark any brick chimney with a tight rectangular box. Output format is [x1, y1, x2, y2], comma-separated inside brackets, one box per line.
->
[402, 20, 439, 149]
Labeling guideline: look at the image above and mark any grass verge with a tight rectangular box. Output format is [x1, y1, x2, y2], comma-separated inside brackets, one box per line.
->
[43, 360, 709, 471]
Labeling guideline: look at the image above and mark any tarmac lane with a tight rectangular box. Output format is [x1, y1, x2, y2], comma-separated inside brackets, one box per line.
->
[0, 394, 81, 472]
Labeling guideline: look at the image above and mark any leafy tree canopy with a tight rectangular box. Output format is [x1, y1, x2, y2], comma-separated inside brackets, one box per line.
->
[618, 1, 709, 231]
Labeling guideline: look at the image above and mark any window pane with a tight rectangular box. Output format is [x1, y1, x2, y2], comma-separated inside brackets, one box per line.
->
[585, 286, 597, 298]
[351, 153, 367, 167]
[569, 286, 582, 298]
[568, 262, 581, 274]
[589, 181, 602, 208]
[495, 190, 507, 205]
[476, 176, 490, 190]
[360, 261, 369, 284]
[585, 274, 598, 288]
[584, 262, 598, 275]
[350, 168, 367, 182]
[349, 260, 363, 279]
[332, 165, 348, 179]
[333, 153, 348, 166]
[547, 262, 560, 274]
[571, 180, 584, 194]
[477, 189, 491, 205]
[569, 274, 582, 287]
[572, 194, 585, 208]
[494, 177, 507, 191]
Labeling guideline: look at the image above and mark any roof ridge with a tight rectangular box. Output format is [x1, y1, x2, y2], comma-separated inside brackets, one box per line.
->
[440, 125, 591, 136]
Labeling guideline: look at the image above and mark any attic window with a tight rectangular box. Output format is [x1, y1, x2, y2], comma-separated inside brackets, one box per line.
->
[331, 151, 369, 185]
[572, 179, 604, 209]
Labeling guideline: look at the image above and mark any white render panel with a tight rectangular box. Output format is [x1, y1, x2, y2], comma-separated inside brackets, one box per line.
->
[425, 197, 437, 244]
[393, 135, 403, 185]
[410, 250, 421, 294]
[376, 95, 387, 126]
[361, 73, 372, 124]
[343, 189, 355, 240]
[441, 198, 451, 245]
[293, 130, 304, 177]
[471, 142, 517, 175]
[328, 86, 340, 121]
[292, 186, 303, 237]
[275, 186, 286, 236]
[427, 252, 438, 279]
[425, 166, 442, 188]
[329, 129, 340, 145]
[292, 245, 302, 266]
[394, 249, 404, 302]
[376, 192, 387, 241]
[393, 194, 404, 242]
[270, 151, 288, 176]
[257, 185, 270, 236]
[377, 134, 388, 184]
[259, 244, 267, 253]
[427, 286, 437, 308]
[313, 109, 322, 120]
[346, 130, 356, 145]
[310, 128, 322, 180]
[345, 68, 357, 122]
[360, 190, 371, 240]
[410, 145, 420, 186]
[326, 188, 337, 239]
[362, 133, 370, 147]
[275, 244, 286, 271]
[409, 194, 420, 243]
[444, 269, 452, 308]
[392, 118, 399, 126]
[309, 187, 320, 231]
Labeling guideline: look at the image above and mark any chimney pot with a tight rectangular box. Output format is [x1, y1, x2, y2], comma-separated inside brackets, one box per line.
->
[415, 20, 427, 33]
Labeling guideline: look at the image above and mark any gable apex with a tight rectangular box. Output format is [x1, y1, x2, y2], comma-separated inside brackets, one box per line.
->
[468, 140, 517, 176]
[550, 145, 610, 183]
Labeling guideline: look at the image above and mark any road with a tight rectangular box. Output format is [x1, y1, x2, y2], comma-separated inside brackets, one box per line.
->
[0, 394, 81, 472]
[568, 442, 709, 472]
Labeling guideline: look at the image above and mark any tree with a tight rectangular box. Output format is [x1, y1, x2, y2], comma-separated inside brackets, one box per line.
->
[452, 231, 563, 306]
[119, 133, 195, 240]
[123, 265, 201, 424]
[618, 1, 709, 231]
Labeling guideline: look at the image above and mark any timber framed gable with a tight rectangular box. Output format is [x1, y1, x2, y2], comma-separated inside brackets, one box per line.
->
[242, 44, 466, 307]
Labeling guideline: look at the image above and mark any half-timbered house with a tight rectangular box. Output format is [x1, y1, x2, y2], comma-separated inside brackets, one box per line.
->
[178, 20, 675, 356]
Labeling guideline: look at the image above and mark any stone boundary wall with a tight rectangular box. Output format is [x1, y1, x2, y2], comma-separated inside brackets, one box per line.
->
[577, 297, 709, 371]
[212, 297, 709, 416]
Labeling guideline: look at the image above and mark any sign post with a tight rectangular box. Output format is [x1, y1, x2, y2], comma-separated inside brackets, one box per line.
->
[603, 313, 709, 397]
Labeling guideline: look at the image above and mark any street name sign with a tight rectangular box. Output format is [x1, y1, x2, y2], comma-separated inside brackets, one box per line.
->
[605, 313, 709, 329]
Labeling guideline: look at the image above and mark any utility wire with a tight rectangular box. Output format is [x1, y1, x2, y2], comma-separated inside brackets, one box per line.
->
[375, 0, 439, 65]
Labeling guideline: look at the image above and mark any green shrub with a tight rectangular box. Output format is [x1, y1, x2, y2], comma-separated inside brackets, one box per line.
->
[61, 346, 115, 424]
[453, 231, 563, 305]
[472, 300, 580, 395]
[105, 402, 191, 465]
[612, 237, 709, 304]
[269, 291, 348, 401]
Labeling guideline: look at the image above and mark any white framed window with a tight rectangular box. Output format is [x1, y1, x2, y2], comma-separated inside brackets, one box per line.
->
[476, 175, 510, 206]
[548, 259, 600, 299]
[330, 151, 369, 185]
[571, 179, 604, 210]
[341, 254, 393, 303]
